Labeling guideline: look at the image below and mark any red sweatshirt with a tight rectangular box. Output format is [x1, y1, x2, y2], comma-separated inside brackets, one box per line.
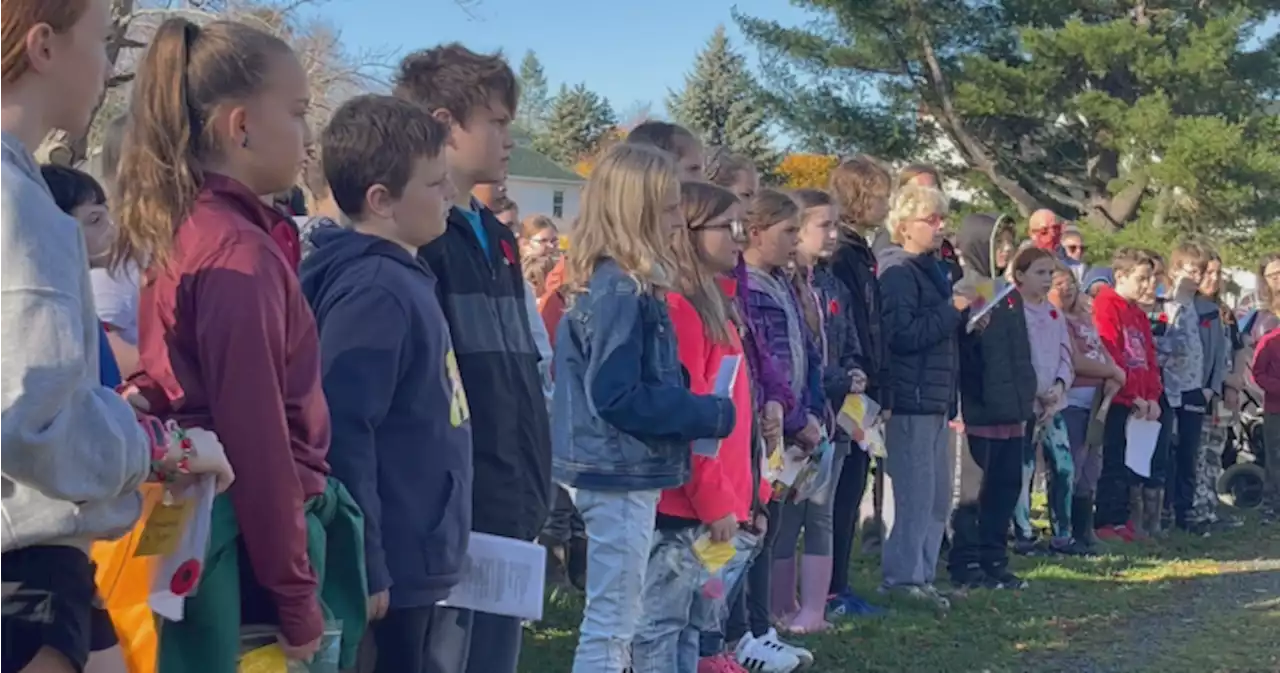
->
[1252, 327, 1280, 414]
[658, 282, 767, 524]
[1091, 285, 1162, 407]
[538, 257, 567, 352]
[132, 174, 331, 646]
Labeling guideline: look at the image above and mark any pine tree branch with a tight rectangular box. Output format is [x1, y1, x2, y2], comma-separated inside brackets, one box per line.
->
[911, 13, 1041, 216]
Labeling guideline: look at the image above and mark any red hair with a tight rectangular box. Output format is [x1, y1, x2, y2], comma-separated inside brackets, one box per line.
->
[1, 0, 88, 84]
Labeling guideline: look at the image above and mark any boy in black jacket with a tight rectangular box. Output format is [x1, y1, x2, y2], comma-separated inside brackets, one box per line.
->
[395, 46, 551, 672]
[948, 214, 1038, 591]
[828, 157, 893, 556]
[301, 95, 474, 673]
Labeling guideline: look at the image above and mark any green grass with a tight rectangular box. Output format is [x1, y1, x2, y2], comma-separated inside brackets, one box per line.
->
[518, 512, 1280, 673]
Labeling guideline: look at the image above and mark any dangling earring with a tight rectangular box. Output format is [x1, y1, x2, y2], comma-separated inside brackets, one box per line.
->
[241, 134, 250, 149]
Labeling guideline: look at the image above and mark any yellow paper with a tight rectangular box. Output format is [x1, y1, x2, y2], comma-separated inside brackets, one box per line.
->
[693, 535, 736, 574]
[134, 498, 194, 557]
[972, 278, 996, 303]
[238, 645, 288, 673]
[840, 394, 867, 423]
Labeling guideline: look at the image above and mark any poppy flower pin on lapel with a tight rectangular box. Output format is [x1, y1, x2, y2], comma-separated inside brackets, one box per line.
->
[828, 299, 840, 316]
[500, 240, 516, 266]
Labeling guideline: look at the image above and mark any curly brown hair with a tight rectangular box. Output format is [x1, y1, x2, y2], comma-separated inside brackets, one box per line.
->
[829, 155, 891, 233]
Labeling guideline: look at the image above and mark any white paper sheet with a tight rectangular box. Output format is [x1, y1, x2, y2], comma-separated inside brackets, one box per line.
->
[149, 476, 216, 621]
[1124, 417, 1162, 478]
[439, 533, 546, 621]
[692, 355, 742, 458]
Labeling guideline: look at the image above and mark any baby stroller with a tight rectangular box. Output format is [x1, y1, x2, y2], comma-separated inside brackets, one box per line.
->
[1218, 388, 1267, 509]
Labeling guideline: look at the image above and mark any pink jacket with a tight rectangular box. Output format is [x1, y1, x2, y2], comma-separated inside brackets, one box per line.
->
[1024, 299, 1074, 412]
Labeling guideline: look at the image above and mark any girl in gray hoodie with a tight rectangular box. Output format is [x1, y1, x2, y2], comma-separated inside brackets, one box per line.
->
[2, 3, 230, 670]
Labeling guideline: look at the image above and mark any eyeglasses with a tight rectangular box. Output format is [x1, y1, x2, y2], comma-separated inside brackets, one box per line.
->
[529, 235, 558, 246]
[693, 219, 747, 241]
[1064, 243, 1085, 253]
[1177, 265, 1204, 280]
[912, 214, 945, 229]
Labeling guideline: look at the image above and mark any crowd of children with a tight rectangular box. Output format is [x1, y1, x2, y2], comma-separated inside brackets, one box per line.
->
[2, 3, 1279, 673]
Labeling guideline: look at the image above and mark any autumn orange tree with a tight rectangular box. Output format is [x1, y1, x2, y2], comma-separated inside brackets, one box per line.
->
[776, 154, 837, 189]
[572, 128, 627, 177]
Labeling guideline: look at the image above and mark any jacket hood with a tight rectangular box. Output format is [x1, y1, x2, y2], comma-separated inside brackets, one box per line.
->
[1082, 266, 1114, 291]
[870, 227, 895, 256]
[875, 243, 912, 272]
[957, 213, 1016, 279]
[299, 225, 426, 303]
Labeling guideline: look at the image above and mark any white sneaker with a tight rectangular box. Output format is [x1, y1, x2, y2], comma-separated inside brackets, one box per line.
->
[761, 628, 814, 668]
[735, 628, 807, 672]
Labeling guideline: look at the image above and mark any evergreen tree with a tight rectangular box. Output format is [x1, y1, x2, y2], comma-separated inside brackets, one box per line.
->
[669, 25, 779, 178]
[736, 1, 1280, 248]
[533, 83, 617, 165]
[516, 50, 550, 135]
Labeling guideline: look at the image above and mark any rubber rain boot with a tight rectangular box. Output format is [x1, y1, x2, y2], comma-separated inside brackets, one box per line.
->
[1127, 486, 1149, 540]
[770, 556, 799, 626]
[1144, 488, 1165, 538]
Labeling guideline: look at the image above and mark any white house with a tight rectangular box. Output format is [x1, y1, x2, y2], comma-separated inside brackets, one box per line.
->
[505, 146, 584, 228]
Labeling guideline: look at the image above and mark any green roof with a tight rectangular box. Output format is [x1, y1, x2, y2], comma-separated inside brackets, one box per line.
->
[509, 146, 583, 182]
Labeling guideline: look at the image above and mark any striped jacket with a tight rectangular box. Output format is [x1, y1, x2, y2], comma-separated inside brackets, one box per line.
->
[418, 205, 551, 542]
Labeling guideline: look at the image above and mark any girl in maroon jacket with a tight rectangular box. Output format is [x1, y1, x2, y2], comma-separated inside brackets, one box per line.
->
[113, 18, 332, 664]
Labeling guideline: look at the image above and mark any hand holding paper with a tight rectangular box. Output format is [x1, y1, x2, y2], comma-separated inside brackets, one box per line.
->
[182, 427, 235, 493]
[966, 282, 1016, 332]
[692, 356, 742, 458]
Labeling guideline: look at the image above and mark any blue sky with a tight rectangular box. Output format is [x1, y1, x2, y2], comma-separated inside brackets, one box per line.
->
[313, 0, 812, 118]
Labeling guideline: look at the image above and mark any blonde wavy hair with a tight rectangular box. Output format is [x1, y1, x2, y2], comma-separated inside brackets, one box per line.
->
[673, 181, 740, 344]
[886, 183, 949, 244]
[563, 143, 679, 295]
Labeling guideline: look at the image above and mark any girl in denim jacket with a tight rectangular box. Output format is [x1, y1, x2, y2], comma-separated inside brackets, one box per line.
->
[552, 144, 736, 673]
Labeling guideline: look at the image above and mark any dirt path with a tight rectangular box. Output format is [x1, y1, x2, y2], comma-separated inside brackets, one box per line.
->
[1026, 559, 1280, 673]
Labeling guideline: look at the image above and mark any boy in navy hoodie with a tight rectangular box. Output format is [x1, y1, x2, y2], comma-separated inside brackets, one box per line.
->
[300, 95, 473, 673]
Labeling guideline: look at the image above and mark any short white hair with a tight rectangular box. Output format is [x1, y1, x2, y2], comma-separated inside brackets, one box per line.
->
[886, 184, 949, 244]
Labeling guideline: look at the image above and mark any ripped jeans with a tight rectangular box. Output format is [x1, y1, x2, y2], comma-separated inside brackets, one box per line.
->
[632, 527, 755, 673]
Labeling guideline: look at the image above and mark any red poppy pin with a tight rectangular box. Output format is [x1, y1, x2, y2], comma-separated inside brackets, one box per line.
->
[1158, 313, 1169, 323]
[170, 559, 201, 595]
[1050, 309, 1059, 320]
[500, 240, 516, 266]
[1200, 319, 1211, 328]
[828, 299, 839, 316]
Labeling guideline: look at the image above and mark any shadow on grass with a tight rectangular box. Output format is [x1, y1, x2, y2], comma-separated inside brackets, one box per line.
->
[518, 517, 1280, 673]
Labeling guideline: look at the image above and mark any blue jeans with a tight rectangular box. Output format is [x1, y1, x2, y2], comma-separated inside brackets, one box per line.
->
[570, 488, 661, 673]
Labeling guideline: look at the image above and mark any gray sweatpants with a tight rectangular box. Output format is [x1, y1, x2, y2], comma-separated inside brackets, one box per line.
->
[881, 414, 953, 588]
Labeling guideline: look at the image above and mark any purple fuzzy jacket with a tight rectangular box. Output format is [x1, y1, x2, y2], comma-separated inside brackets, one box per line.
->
[739, 263, 823, 435]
